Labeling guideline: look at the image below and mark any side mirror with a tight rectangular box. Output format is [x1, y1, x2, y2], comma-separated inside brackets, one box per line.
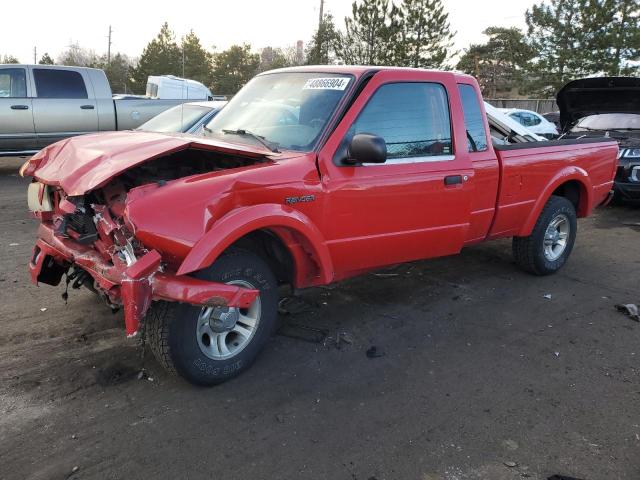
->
[346, 133, 387, 165]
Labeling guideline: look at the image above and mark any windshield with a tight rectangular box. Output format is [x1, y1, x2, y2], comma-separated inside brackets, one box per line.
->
[571, 113, 640, 132]
[137, 104, 212, 133]
[204, 72, 353, 151]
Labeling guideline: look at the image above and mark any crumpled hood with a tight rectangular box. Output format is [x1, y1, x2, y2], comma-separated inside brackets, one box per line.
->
[32, 130, 274, 195]
[557, 77, 640, 131]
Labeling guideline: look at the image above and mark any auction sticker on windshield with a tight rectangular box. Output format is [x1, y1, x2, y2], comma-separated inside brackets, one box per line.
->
[303, 77, 350, 90]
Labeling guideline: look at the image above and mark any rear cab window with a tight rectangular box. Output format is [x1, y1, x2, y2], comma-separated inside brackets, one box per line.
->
[349, 82, 453, 164]
[458, 84, 488, 152]
[0, 68, 27, 98]
[33, 69, 88, 99]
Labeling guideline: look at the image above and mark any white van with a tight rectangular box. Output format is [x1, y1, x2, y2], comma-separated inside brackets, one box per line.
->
[146, 75, 213, 100]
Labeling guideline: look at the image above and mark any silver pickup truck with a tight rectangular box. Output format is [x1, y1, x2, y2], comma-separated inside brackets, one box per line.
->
[0, 64, 191, 156]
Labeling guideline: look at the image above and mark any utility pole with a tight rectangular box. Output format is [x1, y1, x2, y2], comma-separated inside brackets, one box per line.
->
[474, 53, 480, 79]
[107, 25, 112, 64]
[318, 0, 324, 29]
[33, 46, 37, 64]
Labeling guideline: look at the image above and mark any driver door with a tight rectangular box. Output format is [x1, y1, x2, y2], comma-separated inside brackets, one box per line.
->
[318, 71, 473, 276]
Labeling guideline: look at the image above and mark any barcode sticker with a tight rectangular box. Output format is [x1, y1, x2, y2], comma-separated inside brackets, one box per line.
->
[303, 77, 350, 90]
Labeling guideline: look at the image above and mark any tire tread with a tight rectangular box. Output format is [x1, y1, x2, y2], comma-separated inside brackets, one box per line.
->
[146, 301, 177, 375]
[512, 195, 576, 276]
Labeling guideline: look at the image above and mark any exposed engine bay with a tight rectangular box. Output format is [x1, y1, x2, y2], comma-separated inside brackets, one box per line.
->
[26, 146, 268, 333]
[112, 148, 266, 190]
[47, 147, 265, 257]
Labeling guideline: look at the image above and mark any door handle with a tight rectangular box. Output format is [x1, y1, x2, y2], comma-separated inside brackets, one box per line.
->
[444, 175, 463, 186]
[80, 104, 95, 110]
[10, 105, 29, 110]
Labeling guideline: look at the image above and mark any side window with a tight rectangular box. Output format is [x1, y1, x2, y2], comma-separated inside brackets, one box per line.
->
[529, 113, 542, 126]
[458, 84, 488, 152]
[33, 69, 88, 99]
[0, 68, 27, 98]
[509, 112, 524, 125]
[350, 82, 452, 162]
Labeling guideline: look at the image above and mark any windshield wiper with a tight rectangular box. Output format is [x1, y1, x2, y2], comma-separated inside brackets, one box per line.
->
[222, 128, 280, 153]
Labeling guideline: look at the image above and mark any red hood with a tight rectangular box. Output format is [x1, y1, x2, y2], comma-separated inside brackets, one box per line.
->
[32, 131, 275, 195]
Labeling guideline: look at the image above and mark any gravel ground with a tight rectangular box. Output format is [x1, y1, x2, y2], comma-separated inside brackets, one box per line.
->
[1, 156, 639, 480]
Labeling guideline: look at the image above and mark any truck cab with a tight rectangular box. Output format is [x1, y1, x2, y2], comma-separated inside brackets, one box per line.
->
[0, 65, 112, 155]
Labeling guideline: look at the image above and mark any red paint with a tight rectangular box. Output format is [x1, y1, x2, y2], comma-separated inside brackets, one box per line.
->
[30, 130, 273, 196]
[24, 67, 618, 338]
[30, 223, 258, 336]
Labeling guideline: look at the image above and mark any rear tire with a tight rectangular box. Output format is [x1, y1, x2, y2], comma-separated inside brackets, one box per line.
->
[146, 251, 278, 386]
[513, 195, 577, 275]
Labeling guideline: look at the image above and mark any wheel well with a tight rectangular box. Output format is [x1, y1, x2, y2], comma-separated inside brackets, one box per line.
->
[552, 180, 587, 216]
[225, 229, 295, 286]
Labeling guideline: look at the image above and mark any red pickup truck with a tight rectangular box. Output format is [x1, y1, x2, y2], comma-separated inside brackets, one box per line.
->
[21, 66, 618, 385]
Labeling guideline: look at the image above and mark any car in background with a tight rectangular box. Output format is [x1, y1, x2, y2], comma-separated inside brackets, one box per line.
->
[499, 108, 559, 139]
[557, 76, 640, 201]
[146, 75, 213, 100]
[136, 100, 227, 134]
[542, 111, 561, 130]
[0, 64, 198, 157]
[484, 102, 546, 144]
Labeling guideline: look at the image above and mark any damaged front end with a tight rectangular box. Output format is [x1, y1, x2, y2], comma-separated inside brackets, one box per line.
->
[23, 133, 269, 337]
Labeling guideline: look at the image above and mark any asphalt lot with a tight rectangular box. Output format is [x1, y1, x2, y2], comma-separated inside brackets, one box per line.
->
[1, 156, 639, 480]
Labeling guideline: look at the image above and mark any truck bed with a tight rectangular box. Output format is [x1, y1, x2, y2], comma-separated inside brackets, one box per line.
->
[489, 137, 618, 239]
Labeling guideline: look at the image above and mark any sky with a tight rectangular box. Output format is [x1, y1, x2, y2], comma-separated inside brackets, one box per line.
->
[1, 0, 537, 64]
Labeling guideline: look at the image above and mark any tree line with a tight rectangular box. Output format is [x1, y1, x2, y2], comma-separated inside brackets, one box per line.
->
[2, 0, 638, 97]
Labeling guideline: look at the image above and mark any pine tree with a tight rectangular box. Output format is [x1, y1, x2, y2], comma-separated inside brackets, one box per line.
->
[132, 22, 182, 93]
[211, 44, 260, 95]
[306, 14, 340, 65]
[396, 0, 455, 69]
[181, 30, 214, 86]
[525, 0, 594, 94]
[101, 53, 135, 94]
[457, 27, 535, 97]
[38, 53, 55, 65]
[336, 0, 397, 65]
[587, 0, 640, 75]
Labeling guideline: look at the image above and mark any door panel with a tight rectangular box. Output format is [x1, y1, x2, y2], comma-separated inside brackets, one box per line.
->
[324, 164, 472, 274]
[0, 67, 36, 153]
[319, 73, 473, 277]
[30, 67, 98, 147]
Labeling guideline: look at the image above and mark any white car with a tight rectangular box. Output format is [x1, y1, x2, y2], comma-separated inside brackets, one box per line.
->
[499, 108, 559, 139]
[484, 103, 547, 143]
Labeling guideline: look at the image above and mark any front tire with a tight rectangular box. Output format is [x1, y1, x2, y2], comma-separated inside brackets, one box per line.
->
[147, 251, 278, 386]
[512, 195, 577, 275]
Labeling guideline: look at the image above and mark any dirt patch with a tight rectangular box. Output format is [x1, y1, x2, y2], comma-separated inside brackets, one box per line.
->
[1, 166, 639, 480]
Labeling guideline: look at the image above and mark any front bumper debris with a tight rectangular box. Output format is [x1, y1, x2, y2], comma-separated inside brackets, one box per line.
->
[29, 223, 259, 337]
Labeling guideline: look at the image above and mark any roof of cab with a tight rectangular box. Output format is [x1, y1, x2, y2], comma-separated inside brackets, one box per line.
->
[259, 65, 477, 83]
[1, 64, 104, 72]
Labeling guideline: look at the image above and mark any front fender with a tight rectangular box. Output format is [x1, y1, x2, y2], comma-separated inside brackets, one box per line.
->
[518, 166, 592, 237]
[176, 203, 334, 284]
